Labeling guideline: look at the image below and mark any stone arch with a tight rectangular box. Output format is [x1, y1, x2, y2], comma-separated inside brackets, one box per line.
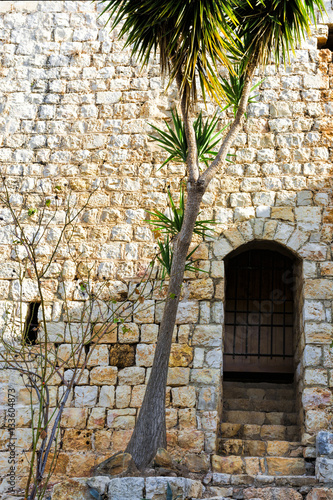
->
[211, 219, 309, 452]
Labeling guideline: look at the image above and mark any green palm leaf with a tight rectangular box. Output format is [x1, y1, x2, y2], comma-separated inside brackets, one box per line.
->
[99, 0, 239, 107]
[149, 109, 231, 168]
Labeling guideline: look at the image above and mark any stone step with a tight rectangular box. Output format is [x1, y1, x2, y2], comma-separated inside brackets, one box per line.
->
[220, 422, 299, 441]
[223, 410, 298, 426]
[212, 455, 309, 477]
[223, 383, 295, 402]
[218, 438, 303, 457]
[223, 398, 295, 413]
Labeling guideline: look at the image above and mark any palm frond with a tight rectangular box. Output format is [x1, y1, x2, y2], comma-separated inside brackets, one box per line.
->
[232, 0, 325, 67]
[149, 109, 231, 168]
[99, 0, 239, 107]
[146, 184, 216, 239]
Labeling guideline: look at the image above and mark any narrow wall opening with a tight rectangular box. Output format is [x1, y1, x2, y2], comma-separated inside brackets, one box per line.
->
[218, 241, 306, 473]
[24, 301, 40, 345]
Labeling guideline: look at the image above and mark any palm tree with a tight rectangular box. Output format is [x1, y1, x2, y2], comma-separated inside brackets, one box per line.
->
[99, 0, 324, 469]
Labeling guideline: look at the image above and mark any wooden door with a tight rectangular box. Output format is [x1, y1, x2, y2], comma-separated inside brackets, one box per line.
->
[224, 249, 294, 374]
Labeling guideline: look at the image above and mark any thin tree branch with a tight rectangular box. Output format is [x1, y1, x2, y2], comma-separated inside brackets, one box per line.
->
[176, 72, 200, 184]
[199, 59, 258, 189]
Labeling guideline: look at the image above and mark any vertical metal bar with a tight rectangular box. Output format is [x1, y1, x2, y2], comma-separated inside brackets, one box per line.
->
[270, 252, 274, 359]
[258, 251, 262, 359]
[282, 257, 287, 359]
[232, 264, 238, 359]
[245, 250, 250, 358]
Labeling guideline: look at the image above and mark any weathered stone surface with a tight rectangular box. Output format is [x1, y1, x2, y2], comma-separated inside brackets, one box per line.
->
[94, 452, 133, 476]
[306, 488, 333, 499]
[184, 453, 210, 473]
[108, 477, 144, 500]
[90, 366, 118, 385]
[169, 344, 193, 367]
[118, 367, 145, 385]
[110, 344, 135, 369]
[212, 455, 245, 474]
[266, 457, 306, 476]
[153, 448, 173, 468]
[51, 479, 91, 500]
[317, 431, 333, 458]
[316, 458, 333, 483]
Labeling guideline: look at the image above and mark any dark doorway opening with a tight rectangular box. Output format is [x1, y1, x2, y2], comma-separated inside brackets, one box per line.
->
[224, 243, 297, 375]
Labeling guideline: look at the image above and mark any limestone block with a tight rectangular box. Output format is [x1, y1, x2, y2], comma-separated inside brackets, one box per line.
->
[305, 323, 333, 344]
[98, 386, 115, 408]
[266, 457, 306, 476]
[118, 322, 139, 343]
[86, 345, 109, 367]
[145, 477, 203, 500]
[187, 279, 214, 299]
[306, 489, 333, 500]
[192, 325, 222, 347]
[320, 262, 333, 276]
[234, 207, 255, 222]
[51, 479, 91, 500]
[213, 238, 234, 259]
[299, 243, 327, 261]
[304, 301, 326, 321]
[115, 385, 131, 408]
[90, 366, 118, 385]
[62, 429, 93, 451]
[205, 348, 222, 368]
[304, 280, 333, 300]
[178, 430, 205, 452]
[171, 386, 196, 408]
[295, 206, 322, 224]
[87, 408, 106, 429]
[167, 367, 190, 386]
[169, 344, 193, 367]
[179, 408, 197, 429]
[140, 323, 158, 343]
[317, 431, 333, 458]
[323, 346, 333, 368]
[191, 368, 220, 384]
[136, 343, 155, 367]
[178, 324, 190, 343]
[304, 368, 328, 385]
[175, 300, 199, 323]
[212, 455, 244, 474]
[271, 207, 294, 222]
[133, 300, 155, 323]
[107, 409, 136, 430]
[60, 408, 88, 429]
[130, 385, 146, 407]
[74, 386, 98, 407]
[303, 345, 322, 368]
[302, 388, 332, 410]
[316, 458, 333, 483]
[108, 477, 144, 500]
[230, 193, 252, 207]
[198, 386, 218, 411]
[64, 369, 89, 385]
[118, 367, 145, 385]
[305, 410, 329, 433]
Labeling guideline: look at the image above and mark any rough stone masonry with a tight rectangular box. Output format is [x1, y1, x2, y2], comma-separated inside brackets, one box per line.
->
[0, 1, 332, 498]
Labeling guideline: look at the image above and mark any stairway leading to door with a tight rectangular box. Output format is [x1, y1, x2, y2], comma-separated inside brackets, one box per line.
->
[215, 380, 313, 477]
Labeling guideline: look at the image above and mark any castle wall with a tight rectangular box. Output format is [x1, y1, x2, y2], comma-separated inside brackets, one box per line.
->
[0, 1, 332, 493]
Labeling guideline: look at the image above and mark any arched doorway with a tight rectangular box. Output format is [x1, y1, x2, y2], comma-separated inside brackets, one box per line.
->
[224, 242, 296, 375]
[219, 242, 306, 474]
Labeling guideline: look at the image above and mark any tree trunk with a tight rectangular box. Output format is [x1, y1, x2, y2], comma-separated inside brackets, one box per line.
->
[126, 181, 205, 469]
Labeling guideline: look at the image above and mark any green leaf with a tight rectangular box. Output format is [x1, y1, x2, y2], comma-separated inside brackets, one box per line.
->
[45, 199, 51, 207]
[28, 208, 37, 217]
[149, 108, 227, 167]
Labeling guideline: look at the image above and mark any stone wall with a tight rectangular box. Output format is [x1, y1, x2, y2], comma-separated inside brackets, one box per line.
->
[0, 0, 332, 496]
